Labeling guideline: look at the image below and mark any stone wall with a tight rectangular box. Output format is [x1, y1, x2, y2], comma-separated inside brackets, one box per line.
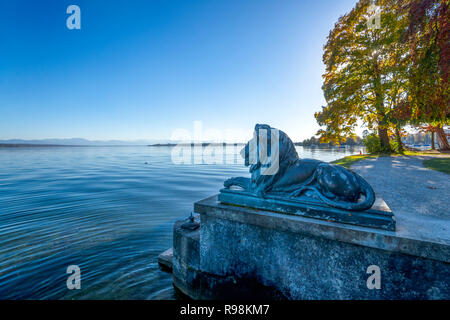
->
[172, 195, 450, 299]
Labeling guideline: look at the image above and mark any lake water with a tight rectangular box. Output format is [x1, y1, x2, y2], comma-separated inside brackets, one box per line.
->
[0, 145, 363, 299]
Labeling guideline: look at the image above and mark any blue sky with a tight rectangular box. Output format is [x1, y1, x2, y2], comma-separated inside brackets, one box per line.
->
[0, 0, 357, 142]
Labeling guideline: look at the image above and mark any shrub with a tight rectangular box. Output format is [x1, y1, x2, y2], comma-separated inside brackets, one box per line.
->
[363, 134, 382, 153]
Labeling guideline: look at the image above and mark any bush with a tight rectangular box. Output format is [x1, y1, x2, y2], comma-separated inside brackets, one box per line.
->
[389, 139, 403, 153]
[363, 134, 382, 153]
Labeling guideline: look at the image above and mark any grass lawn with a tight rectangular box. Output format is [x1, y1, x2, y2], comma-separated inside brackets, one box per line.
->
[331, 150, 449, 169]
[422, 158, 450, 174]
[331, 155, 376, 168]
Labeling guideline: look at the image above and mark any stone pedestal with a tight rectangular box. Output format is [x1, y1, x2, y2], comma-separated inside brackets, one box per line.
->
[172, 195, 450, 299]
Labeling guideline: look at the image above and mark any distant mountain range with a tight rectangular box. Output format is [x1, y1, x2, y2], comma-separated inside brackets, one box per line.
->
[0, 139, 247, 146]
[0, 138, 171, 146]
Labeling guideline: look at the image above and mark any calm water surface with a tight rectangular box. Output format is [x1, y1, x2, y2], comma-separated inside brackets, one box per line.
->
[0, 146, 362, 299]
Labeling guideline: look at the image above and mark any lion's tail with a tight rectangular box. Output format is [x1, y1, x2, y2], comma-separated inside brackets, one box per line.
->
[306, 173, 376, 211]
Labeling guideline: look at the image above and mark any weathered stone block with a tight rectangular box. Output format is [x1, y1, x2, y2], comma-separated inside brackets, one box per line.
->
[172, 195, 449, 300]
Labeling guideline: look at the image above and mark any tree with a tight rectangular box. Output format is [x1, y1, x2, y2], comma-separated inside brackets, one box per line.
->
[315, 0, 410, 152]
[404, 0, 449, 149]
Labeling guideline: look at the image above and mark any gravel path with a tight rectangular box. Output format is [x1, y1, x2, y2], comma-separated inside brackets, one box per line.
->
[351, 156, 450, 242]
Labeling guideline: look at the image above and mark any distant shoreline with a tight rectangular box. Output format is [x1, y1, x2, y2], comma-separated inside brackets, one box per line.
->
[0, 144, 77, 148]
[0, 144, 147, 148]
[148, 143, 246, 147]
[0, 143, 247, 148]
[0, 143, 364, 148]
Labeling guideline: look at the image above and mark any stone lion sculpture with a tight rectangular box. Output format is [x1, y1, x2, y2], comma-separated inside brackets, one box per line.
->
[224, 124, 375, 211]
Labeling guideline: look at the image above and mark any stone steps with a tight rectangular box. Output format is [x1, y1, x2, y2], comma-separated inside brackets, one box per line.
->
[158, 247, 173, 271]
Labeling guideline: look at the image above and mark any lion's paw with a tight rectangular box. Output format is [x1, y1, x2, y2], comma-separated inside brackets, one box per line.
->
[224, 178, 234, 188]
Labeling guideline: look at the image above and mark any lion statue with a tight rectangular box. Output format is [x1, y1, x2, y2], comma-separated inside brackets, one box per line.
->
[224, 124, 375, 211]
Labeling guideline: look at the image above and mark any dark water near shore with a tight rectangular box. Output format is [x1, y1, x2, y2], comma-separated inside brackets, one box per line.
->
[0, 145, 362, 299]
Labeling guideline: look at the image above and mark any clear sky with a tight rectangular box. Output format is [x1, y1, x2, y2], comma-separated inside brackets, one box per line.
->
[1, 0, 358, 142]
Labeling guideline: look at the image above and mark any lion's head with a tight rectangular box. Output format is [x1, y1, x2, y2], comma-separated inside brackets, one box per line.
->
[241, 124, 299, 192]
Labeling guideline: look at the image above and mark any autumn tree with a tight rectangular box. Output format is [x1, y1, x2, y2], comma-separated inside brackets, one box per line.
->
[404, 0, 449, 150]
[316, 0, 411, 152]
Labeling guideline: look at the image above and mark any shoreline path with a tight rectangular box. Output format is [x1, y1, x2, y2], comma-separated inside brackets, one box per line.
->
[350, 155, 450, 244]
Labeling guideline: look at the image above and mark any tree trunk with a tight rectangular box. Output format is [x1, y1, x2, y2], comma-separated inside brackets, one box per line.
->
[394, 126, 403, 153]
[431, 131, 435, 150]
[436, 127, 450, 150]
[378, 127, 392, 152]
[372, 58, 392, 153]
